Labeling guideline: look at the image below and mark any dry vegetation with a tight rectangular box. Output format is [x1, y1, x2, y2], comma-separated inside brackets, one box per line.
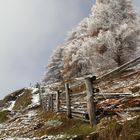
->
[13, 89, 32, 110]
[0, 110, 10, 123]
[31, 107, 140, 140]
[33, 108, 95, 138]
[95, 112, 140, 140]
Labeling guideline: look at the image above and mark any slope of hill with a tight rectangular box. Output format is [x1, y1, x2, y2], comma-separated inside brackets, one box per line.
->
[0, 88, 96, 140]
[0, 75, 139, 140]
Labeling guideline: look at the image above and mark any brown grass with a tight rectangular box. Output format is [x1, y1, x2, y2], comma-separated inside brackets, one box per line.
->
[13, 89, 32, 110]
[33, 109, 95, 137]
[96, 113, 140, 140]
[0, 110, 10, 123]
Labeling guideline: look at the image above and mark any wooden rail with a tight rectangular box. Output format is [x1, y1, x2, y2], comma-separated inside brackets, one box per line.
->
[39, 56, 140, 127]
[96, 56, 140, 82]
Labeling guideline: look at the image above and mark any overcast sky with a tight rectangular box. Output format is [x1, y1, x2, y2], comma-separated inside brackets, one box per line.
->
[0, 0, 139, 99]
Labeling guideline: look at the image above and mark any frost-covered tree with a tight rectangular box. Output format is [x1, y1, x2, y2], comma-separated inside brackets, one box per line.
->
[43, 0, 140, 84]
[66, 18, 89, 41]
[43, 46, 64, 84]
[88, 0, 140, 66]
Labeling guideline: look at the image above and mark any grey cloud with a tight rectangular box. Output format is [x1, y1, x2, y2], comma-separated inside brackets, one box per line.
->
[0, 0, 139, 99]
[0, 0, 94, 99]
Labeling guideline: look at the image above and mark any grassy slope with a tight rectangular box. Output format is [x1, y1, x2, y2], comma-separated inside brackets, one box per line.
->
[3, 88, 25, 103]
[33, 108, 140, 140]
[95, 113, 140, 140]
[0, 110, 10, 123]
[13, 89, 32, 110]
[33, 109, 95, 138]
[0, 88, 139, 140]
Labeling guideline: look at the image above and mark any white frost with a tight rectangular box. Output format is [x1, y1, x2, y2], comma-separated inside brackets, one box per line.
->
[3, 101, 16, 111]
[32, 93, 39, 105]
[7, 101, 16, 111]
[27, 110, 37, 119]
[5, 138, 32, 140]
[32, 88, 39, 94]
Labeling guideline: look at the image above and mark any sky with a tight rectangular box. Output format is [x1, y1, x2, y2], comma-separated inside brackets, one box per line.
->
[0, 0, 139, 99]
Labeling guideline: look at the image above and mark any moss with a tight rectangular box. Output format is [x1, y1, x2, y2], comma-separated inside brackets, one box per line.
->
[0, 110, 9, 123]
[13, 89, 32, 110]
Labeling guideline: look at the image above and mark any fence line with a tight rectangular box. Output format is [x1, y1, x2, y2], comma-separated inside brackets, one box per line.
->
[39, 56, 140, 127]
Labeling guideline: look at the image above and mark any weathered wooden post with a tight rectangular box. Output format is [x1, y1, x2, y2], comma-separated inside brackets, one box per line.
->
[46, 95, 50, 111]
[40, 86, 46, 109]
[38, 84, 42, 107]
[65, 83, 72, 118]
[48, 95, 52, 111]
[48, 95, 51, 111]
[50, 94, 53, 112]
[56, 91, 60, 112]
[85, 76, 97, 127]
[45, 95, 48, 111]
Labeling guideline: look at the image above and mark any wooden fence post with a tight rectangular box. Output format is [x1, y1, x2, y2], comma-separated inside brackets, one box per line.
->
[48, 95, 50, 111]
[47, 95, 50, 111]
[38, 85, 42, 107]
[56, 91, 60, 112]
[65, 83, 72, 118]
[48, 95, 53, 111]
[45, 95, 48, 111]
[85, 77, 97, 127]
[50, 94, 53, 112]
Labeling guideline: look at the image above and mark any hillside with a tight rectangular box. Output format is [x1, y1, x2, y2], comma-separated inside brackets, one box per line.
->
[0, 72, 140, 140]
[0, 87, 97, 139]
[0, 0, 140, 139]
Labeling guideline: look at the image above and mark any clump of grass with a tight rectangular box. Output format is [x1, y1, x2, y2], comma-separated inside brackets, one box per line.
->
[3, 88, 25, 103]
[96, 114, 140, 140]
[13, 89, 32, 110]
[34, 108, 140, 140]
[0, 100, 5, 107]
[120, 116, 140, 140]
[0, 110, 9, 123]
[66, 119, 95, 135]
[34, 110, 95, 138]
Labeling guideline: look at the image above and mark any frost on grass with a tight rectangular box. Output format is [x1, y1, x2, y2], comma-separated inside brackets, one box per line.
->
[32, 92, 39, 105]
[7, 101, 16, 111]
[43, 0, 140, 84]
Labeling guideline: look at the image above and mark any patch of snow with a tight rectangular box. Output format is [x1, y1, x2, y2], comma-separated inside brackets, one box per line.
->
[32, 88, 39, 94]
[127, 115, 139, 121]
[7, 101, 16, 111]
[0, 124, 5, 129]
[46, 119, 62, 127]
[27, 110, 37, 119]
[18, 91, 25, 97]
[62, 106, 67, 109]
[40, 134, 72, 140]
[5, 138, 32, 140]
[26, 87, 38, 92]
[3, 101, 16, 111]
[48, 135, 54, 140]
[75, 102, 80, 105]
[31, 93, 40, 106]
